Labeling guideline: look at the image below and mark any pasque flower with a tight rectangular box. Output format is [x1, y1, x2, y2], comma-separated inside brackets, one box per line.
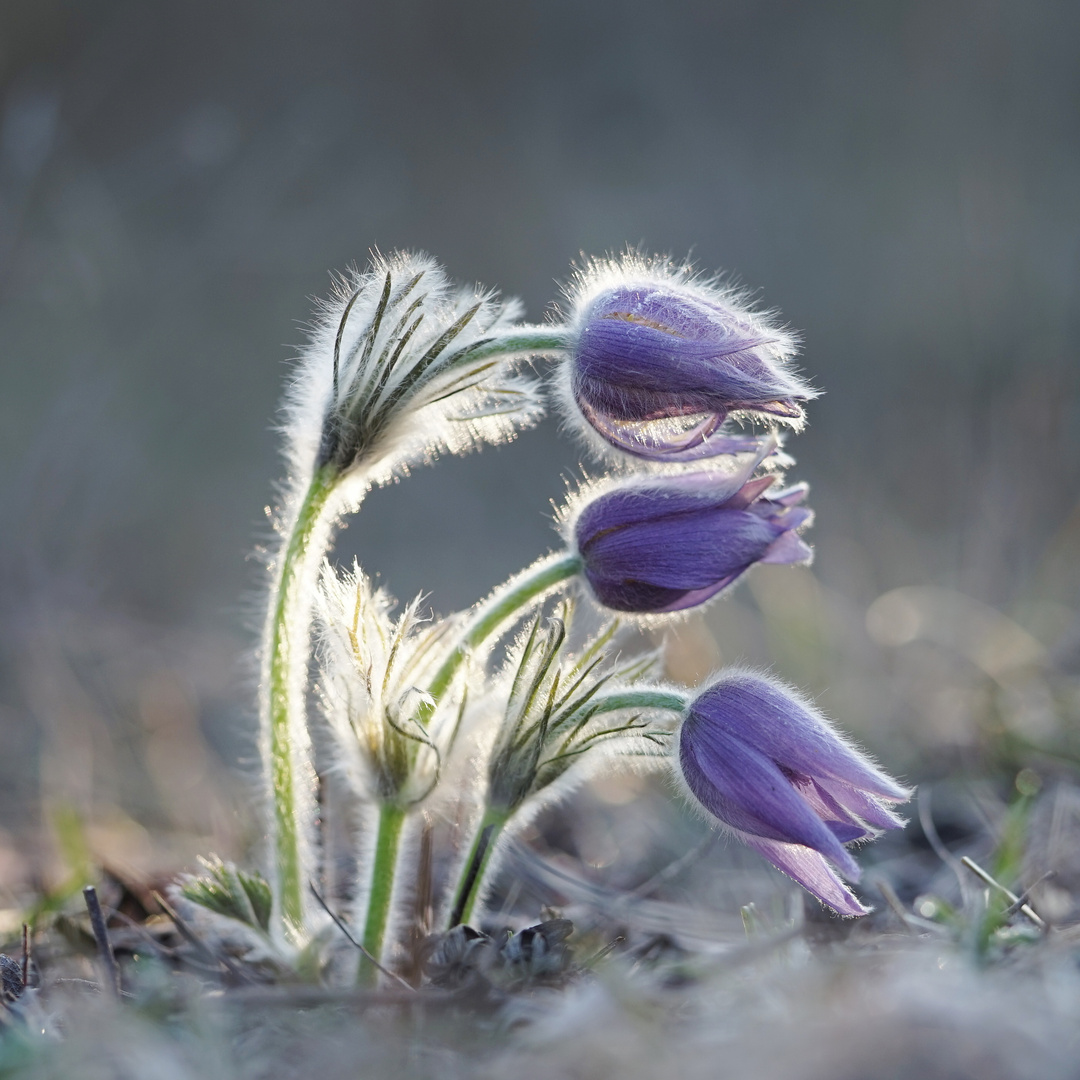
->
[569, 445, 812, 614]
[260, 252, 559, 936]
[557, 253, 816, 461]
[677, 672, 910, 916]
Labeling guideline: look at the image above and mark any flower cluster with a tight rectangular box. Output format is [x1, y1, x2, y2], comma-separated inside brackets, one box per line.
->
[548, 254, 906, 914]
[181, 249, 909, 983]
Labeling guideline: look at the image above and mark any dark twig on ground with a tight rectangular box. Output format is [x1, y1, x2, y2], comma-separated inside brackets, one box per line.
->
[82, 886, 121, 998]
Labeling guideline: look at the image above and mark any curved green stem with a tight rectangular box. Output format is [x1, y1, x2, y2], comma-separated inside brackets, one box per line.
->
[360, 802, 406, 981]
[460, 328, 570, 364]
[589, 688, 689, 716]
[265, 462, 339, 935]
[425, 552, 583, 712]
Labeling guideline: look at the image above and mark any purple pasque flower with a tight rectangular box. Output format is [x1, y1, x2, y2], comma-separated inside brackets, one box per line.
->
[677, 672, 911, 916]
[560, 255, 815, 462]
[570, 443, 812, 614]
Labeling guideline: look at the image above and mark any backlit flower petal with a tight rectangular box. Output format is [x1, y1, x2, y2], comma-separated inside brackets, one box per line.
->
[675, 672, 910, 915]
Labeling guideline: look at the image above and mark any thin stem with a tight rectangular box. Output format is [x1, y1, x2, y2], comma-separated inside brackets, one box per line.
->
[425, 552, 583, 711]
[589, 688, 689, 716]
[365, 551, 578, 943]
[447, 687, 686, 927]
[448, 806, 509, 929]
[360, 803, 407, 980]
[264, 462, 338, 935]
[458, 328, 570, 364]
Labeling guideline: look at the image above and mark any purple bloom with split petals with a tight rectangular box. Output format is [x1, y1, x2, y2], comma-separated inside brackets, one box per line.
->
[561, 257, 816, 461]
[571, 447, 812, 614]
[677, 672, 911, 916]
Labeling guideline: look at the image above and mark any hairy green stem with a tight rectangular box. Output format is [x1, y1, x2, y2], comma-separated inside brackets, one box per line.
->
[265, 462, 338, 935]
[426, 552, 583, 710]
[589, 688, 689, 716]
[448, 806, 509, 929]
[360, 802, 407, 979]
[461, 328, 570, 364]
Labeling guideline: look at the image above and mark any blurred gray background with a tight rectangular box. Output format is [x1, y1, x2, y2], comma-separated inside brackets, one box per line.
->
[1, 1, 1078, 889]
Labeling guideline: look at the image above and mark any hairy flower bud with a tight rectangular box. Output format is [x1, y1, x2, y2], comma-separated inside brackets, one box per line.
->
[484, 605, 664, 816]
[557, 253, 815, 461]
[677, 672, 910, 915]
[316, 563, 463, 807]
[287, 251, 548, 489]
[568, 445, 812, 614]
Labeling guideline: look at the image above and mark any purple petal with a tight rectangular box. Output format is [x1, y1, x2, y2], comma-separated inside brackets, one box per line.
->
[652, 573, 743, 612]
[693, 676, 910, 802]
[767, 482, 810, 508]
[742, 836, 869, 917]
[760, 531, 813, 566]
[582, 508, 782, 590]
[680, 738, 811, 843]
[576, 383, 790, 462]
[815, 777, 909, 830]
[583, 286, 809, 402]
[591, 288, 768, 353]
[584, 578, 695, 613]
[576, 317, 800, 408]
[575, 473, 753, 544]
[680, 720, 861, 878]
[765, 505, 813, 530]
[723, 475, 776, 510]
[742, 399, 804, 420]
[798, 777, 876, 842]
[576, 400, 730, 460]
[575, 442, 778, 544]
[627, 430, 781, 464]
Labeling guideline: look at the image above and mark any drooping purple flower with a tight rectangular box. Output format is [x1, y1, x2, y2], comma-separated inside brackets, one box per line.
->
[677, 672, 911, 916]
[559, 256, 816, 461]
[570, 447, 812, 614]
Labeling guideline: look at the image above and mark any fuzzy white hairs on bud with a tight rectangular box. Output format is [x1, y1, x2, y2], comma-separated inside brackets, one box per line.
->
[284, 250, 547, 497]
[316, 562, 466, 808]
[550, 248, 812, 466]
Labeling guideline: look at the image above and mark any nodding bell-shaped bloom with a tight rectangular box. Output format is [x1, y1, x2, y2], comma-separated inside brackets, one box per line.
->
[677, 672, 911, 916]
[287, 251, 547, 488]
[569, 442, 812, 614]
[557, 254, 815, 462]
